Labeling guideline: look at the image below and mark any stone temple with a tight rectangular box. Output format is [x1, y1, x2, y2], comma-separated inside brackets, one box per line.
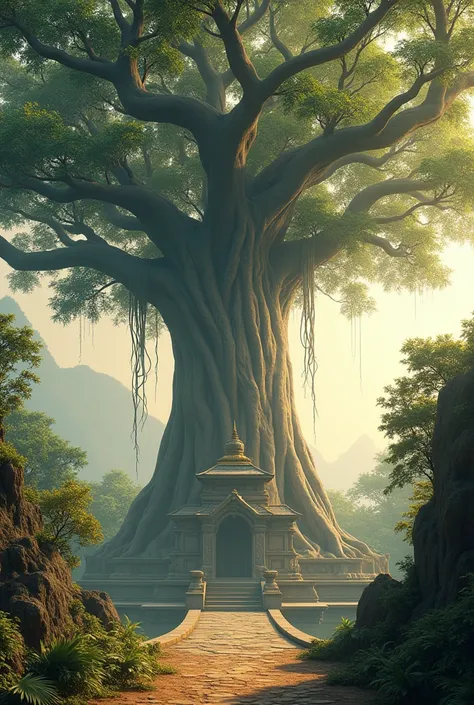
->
[82, 426, 381, 626]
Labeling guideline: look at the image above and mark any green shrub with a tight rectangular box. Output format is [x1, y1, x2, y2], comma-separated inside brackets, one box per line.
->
[0, 613, 25, 690]
[0, 674, 59, 705]
[70, 602, 168, 690]
[306, 574, 474, 705]
[28, 636, 104, 697]
[0, 603, 171, 703]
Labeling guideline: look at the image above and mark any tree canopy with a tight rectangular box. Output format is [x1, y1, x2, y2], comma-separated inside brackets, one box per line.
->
[6, 409, 88, 490]
[327, 457, 412, 575]
[89, 470, 141, 541]
[0, 313, 41, 440]
[27, 480, 104, 569]
[378, 313, 474, 493]
[1, 1, 474, 564]
[0, 1, 473, 332]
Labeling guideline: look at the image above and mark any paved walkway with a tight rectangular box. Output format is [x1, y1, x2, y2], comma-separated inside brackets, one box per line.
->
[92, 612, 375, 705]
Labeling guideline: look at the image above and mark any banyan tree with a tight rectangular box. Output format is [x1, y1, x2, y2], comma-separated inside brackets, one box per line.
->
[0, 0, 474, 563]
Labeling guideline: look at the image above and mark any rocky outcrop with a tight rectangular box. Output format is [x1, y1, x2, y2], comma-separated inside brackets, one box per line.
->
[355, 573, 401, 629]
[413, 369, 474, 609]
[0, 459, 119, 649]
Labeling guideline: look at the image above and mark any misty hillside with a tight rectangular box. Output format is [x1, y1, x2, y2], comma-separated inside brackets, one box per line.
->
[0, 297, 165, 484]
[310, 435, 380, 491]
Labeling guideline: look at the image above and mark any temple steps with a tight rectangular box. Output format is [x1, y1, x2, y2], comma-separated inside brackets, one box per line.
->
[204, 580, 263, 611]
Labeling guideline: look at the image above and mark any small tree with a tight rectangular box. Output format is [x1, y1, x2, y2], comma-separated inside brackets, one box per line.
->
[89, 470, 141, 541]
[5, 409, 87, 490]
[378, 315, 474, 539]
[378, 317, 474, 493]
[394, 480, 434, 543]
[0, 314, 41, 442]
[328, 457, 412, 573]
[27, 481, 103, 569]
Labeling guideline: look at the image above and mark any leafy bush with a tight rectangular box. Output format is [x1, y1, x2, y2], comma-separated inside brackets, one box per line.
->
[306, 573, 474, 705]
[28, 636, 104, 697]
[0, 613, 25, 690]
[0, 674, 59, 705]
[0, 602, 171, 703]
[70, 601, 170, 690]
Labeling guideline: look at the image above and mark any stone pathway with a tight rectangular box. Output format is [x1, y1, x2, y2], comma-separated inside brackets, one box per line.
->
[91, 612, 375, 705]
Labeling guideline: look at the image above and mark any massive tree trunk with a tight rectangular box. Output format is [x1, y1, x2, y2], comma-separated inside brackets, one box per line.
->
[98, 209, 384, 569]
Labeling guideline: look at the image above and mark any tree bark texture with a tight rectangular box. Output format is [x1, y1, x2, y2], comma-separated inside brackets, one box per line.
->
[97, 209, 384, 569]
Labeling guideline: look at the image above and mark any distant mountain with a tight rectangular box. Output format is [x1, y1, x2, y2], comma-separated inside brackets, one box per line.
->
[310, 434, 380, 491]
[0, 297, 165, 484]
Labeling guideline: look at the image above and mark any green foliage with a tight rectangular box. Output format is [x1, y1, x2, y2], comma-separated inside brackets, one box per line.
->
[328, 458, 413, 574]
[69, 603, 170, 690]
[0, 606, 169, 703]
[282, 74, 373, 129]
[0, 442, 26, 471]
[418, 148, 474, 210]
[306, 567, 474, 704]
[0, 0, 471, 336]
[0, 613, 25, 691]
[0, 314, 41, 427]
[89, 470, 141, 541]
[5, 410, 87, 490]
[378, 315, 474, 494]
[394, 480, 434, 543]
[28, 637, 104, 698]
[26, 481, 103, 568]
[0, 674, 59, 705]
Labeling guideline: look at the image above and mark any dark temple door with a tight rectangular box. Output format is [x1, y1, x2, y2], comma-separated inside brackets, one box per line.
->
[216, 515, 253, 578]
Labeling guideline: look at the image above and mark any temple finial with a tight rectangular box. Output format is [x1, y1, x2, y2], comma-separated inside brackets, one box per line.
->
[223, 422, 245, 458]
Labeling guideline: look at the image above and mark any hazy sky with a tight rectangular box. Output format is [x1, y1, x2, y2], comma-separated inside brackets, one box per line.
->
[1, 241, 473, 462]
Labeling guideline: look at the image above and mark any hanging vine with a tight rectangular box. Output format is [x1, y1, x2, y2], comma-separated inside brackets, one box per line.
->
[154, 309, 160, 400]
[300, 250, 318, 431]
[128, 292, 152, 470]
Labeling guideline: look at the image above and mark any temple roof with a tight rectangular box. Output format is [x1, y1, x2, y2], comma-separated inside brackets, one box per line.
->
[168, 491, 300, 519]
[196, 424, 274, 482]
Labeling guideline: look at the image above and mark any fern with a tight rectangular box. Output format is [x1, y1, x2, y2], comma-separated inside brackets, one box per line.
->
[0, 674, 59, 705]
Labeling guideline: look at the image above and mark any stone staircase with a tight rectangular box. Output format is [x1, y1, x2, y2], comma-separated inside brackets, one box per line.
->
[204, 580, 263, 611]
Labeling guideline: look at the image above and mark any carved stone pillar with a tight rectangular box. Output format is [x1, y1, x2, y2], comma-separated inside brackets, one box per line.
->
[202, 524, 215, 579]
[254, 527, 266, 578]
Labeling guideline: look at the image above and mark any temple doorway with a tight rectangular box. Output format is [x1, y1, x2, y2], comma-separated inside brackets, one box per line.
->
[216, 515, 253, 578]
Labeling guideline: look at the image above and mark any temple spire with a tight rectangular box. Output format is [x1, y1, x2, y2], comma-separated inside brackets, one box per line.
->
[223, 422, 245, 459]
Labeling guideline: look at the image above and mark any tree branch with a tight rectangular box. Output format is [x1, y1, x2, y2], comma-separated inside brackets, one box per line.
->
[15, 177, 194, 259]
[103, 204, 145, 231]
[0, 14, 220, 164]
[268, 6, 293, 61]
[259, 0, 398, 101]
[0, 236, 147, 290]
[346, 178, 436, 214]
[212, 1, 260, 94]
[361, 233, 416, 257]
[1, 16, 113, 80]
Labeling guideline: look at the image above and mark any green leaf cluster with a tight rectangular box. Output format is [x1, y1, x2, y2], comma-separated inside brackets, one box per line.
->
[0, 314, 41, 426]
[89, 470, 141, 541]
[0, 604, 170, 704]
[6, 410, 87, 491]
[0, 613, 25, 691]
[282, 74, 373, 129]
[26, 480, 103, 569]
[378, 317, 474, 495]
[327, 458, 413, 576]
[307, 575, 474, 705]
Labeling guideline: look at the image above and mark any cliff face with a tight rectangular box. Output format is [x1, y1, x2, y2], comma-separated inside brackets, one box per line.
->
[356, 369, 474, 628]
[0, 458, 119, 649]
[413, 369, 474, 609]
